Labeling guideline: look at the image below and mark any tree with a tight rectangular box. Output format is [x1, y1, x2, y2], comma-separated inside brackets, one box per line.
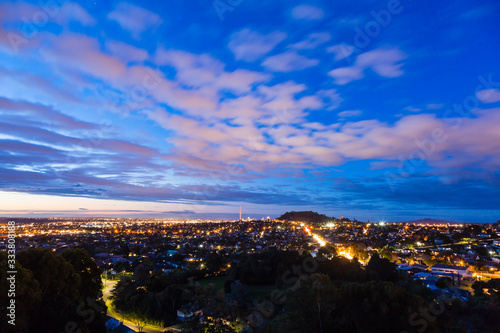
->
[317, 244, 337, 259]
[352, 242, 369, 260]
[229, 280, 250, 306]
[133, 264, 151, 286]
[0, 252, 42, 332]
[262, 274, 435, 333]
[62, 248, 103, 297]
[283, 274, 337, 333]
[114, 260, 130, 273]
[206, 253, 224, 272]
[366, 253, 398, 282]
[131, 315, 146, 332]
[1, 248, 107, 332]
[182, 315, 237, 333]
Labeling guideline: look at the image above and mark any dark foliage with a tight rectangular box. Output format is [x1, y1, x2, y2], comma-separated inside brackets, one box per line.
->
[0, 248, 106, 333]
[278, 211, 332, 224]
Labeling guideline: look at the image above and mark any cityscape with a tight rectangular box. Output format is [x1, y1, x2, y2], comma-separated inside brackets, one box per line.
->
[2, 214, 500, 332]
[1, 0, 500, 332]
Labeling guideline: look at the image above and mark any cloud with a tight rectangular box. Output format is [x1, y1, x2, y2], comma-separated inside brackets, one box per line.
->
[0, 1, 95, 26]
[328, 47, 407, 84]
[0, 140, 61, 162]
[318, 89, 343, 111]
[0, 96, 96, 130]
[56, 3, 96, 26]
[476, 89, 500, 103]
[290, 32, 331, 50]
[215, 69, 270, 93]
[107, 3, 163, 38]
[291, 5, 325, 20]
[156, 48, 270, 93]
[405, 104, 444, 112]
[262, 51, 319, 72]
[426, 103, 444, 109]
[338, 110, 362, 118]
[43, 33, 127, 80]
[105, 40, 149, 63]
[327, 44, 355, 61]
[228, 29, 286, 62]
[328, 66, 363, 85]
[155, 49, 223, 86]
[356, 48, 407, 77]
[162, 210, 195, 214]
[404, 106, 422, 112]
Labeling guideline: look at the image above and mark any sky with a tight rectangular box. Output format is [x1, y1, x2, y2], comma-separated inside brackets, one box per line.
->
[0, 0, 499, 222]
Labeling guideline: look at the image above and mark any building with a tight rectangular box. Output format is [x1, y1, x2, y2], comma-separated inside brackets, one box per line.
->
[430, 264, 472, 285]
[431, 264, 471, 277]
[105, 318, 137, 333]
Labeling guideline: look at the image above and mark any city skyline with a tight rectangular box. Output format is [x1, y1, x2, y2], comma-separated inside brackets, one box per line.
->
[1, 0, 500, 222]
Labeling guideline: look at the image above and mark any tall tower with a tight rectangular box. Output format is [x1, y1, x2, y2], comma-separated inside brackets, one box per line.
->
[239, 206, 242, 222]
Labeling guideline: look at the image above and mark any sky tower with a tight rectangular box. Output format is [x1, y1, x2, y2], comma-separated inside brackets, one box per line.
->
[239, 205, 242, 222]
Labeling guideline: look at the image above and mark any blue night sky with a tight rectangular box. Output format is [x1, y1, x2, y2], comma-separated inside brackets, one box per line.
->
[0, 0, 499, 222]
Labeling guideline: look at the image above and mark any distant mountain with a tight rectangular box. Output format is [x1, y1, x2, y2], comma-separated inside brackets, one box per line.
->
[278, 211, 331, 223]
[391, 218, 464, 225]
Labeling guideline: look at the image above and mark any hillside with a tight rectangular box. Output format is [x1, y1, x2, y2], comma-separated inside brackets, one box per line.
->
[277, 211, 331, 223]
[391, 218, 464, 225]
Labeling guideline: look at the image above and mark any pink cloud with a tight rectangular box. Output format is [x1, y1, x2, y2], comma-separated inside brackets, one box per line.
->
[356, 48, 407, 77]
[328, 66, 363, 85]
[327, 44, 355, 61]
[290, 32, 331, 50]
[338, 110, 362, 118]
[99, 139, 157, 156]
[107, 3, 162, 38]
[55, 3, 96, 26]
[105, 40, 149, 63]
[0, 1, 94, 26]
[215, 69, 270, 93]
[258, 81, 307, 98]
[228, 29, 286, 62]
[155, 49, 268, 94]
[262, 51, 319, 72]
[291, 5, 325, 20]
[404, 106, 422, 112]
[154, 107, 500, 174]
[44, 33, 126, 80]
[329, 47, 407, 84]
[153, 85, 219, 114]
[0, 96, 94, 129]
[476, 89, 500, 103]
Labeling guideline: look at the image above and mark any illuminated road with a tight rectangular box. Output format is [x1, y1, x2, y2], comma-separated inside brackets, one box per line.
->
[303, 225, 354, 260]
[475, 272, 500, 280]
[102, 279, 179, 333]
